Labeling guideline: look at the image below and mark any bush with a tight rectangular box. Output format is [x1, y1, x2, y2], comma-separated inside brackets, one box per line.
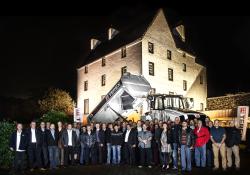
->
[0, 121, 15, 168]
[40, 110, 72, 124]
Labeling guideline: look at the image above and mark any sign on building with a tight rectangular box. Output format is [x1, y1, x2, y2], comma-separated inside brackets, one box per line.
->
[237, 106, 249, 141]
[74, 108, 82, 123]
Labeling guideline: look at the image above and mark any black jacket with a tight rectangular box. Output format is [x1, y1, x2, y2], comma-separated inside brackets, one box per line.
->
[81, 131, 96, 148]
[26, 128, 42, 147]
[95, 129, 105, 144]
[9, 131, 28, 151]
[46, 130, 59, 146]
[61, 129, 78, 147]
[111, 130, 123, 145]
[105, 128, 112, 143]
[124, 128, 137, 145]
[225, 127, 241, 147]
[170, 124, 181, 144]
[178, 127, 195, 147]
[38, 128, 47, 147]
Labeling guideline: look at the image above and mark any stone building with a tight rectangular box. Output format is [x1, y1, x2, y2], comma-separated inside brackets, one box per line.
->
[77, 9, 207, 117]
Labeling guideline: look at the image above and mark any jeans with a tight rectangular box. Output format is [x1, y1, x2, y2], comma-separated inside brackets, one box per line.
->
[48, 146, 59, 169]
[107, 143, 111, 164]
[161, 152, 169, 166]
[80, 144, 85, 164]
[206, 149, 213, 167]
[195, 144, 206, 167]
[112, 145, 121, 164]
[172, 143, 178, 168]
[139, 148, 152, 166]
[41, 146, 48, 168]
[181, 145, 192, 171]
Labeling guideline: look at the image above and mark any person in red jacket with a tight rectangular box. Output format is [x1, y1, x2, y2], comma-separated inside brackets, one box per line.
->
[193, 120, 210, 168]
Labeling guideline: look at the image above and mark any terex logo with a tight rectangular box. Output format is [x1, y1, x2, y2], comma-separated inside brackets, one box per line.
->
[105, 81, 121, 101]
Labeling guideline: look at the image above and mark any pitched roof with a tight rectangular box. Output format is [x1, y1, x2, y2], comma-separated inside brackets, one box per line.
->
[77, 8, 195, 69]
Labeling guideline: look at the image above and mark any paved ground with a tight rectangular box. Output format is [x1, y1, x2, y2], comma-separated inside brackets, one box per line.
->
[2, 151, 250, 175]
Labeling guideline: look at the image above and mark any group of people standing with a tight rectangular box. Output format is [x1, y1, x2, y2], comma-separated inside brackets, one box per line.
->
[9, 116, 241, 173]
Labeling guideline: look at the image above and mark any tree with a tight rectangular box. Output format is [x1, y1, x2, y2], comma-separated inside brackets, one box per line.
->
[40, 110, 72, 124]
[38, 88, 75, 115]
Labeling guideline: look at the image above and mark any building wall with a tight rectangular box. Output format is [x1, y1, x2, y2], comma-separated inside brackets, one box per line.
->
[141, 9, 207, 111]
[77, 41, 142, 113]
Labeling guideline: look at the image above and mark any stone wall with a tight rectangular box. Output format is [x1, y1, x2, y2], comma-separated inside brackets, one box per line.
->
[207, 93, 250, 110]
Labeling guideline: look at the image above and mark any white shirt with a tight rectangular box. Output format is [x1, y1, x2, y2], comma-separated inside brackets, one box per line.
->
[145, 115, 152, 121]
[125, 129, 131, 142]
[16, 131, 25, 152]
[67, 129, 73, 146]
[137, 127, 142, 132]
[31, 128, 36, 143]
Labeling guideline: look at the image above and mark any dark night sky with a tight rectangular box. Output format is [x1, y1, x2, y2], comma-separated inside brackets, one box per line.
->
[0, 6, 250, 100]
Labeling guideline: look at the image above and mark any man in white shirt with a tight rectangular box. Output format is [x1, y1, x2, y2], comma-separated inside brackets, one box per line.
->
[124, 124, 136, 165]
[62, 123, 77, 166]
[27, 121, 43, 171]
[10, 123, 28, 173]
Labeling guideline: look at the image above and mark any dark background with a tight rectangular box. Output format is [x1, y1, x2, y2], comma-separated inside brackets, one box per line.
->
[0, 5, 250, 101]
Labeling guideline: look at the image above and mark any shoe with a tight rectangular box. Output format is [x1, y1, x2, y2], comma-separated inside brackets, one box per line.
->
[172, 166, 177, 170]
[166, 165, 169, 169]
[30, 168, 34, 172]
[222, 168, 227, 171]
[148, 165, 152, 168]
[138, 165, 143, 168]
[212, 167, 218, 171]
[40, 168, 46, 171]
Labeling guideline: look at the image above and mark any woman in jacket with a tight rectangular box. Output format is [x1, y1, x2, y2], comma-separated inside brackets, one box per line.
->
[160, 122, 172, 171]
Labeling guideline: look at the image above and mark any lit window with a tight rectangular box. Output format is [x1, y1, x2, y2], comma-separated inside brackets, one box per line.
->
[149, 62, 154, 76]
[84, 81, 88, 91]
[150, 88, 156, 95]
[183, 80, 187, 91]
[121, 47, 126, 58]
[200, 103, 204, 111]
[84, 99, 89, 114]
[168, 68, 173, 81]
[102, 58, 106, 67]
[169, 91, 174, 95]
[121, 66, 127, 76]
[101, 74, 106, 86]
[167, 50, 172, 60]
[182, 63, 186, 72]
[148, 42, 154, 53]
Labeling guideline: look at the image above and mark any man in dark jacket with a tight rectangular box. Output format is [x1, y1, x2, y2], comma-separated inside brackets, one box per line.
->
[62, 123, 77, 166]
[170, 117, 181, 170]
[38, 122, 48, 169]
[124, 124, 137, 165]
[46, 123, 59, 169]
[9, 123, 28, 173]
[95, 123, 105, 164]
[26, 121, 43, 171]
[83, 125, 97, 164]
[179, 120, 195, 172]
[225, 120, 241, 169]
[111, 124, 123, 164]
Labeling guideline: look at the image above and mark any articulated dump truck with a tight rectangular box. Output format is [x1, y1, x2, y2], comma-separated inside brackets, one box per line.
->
[87, 72, 207, 123]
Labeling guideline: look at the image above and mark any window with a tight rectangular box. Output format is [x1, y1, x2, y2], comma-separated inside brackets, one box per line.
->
[169, 91, 174, 95]
[101, 74, 106, 86]
[200, 103, 204, 111]
[200, 75, 203, 84]
[121, 47, 126, 58]
[149, 62, 154, 76]
[183, 80, 187, 91]
[183, 52, 186, 57]
[84, 99, 89, 114]
[182, 63, 186, 72]
[102, 58, 106, 67]
[148, 42, 154, 53]
[167, 50, 172, 60]
[84, 81, 88, 91]
[121, 66, 127, 76]
[84, 66, 88, 73]
[168, 68, 173, 81]
[150, 88, 156, 95]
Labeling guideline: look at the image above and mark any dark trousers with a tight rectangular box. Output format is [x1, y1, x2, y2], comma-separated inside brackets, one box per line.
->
[85, 146, 97, 164]
[139, 148, 152, 166]
[64, 146, 75, 166]
[152, 141, 161, 165]
[48, 146, 59, 169]
[97, 144, 104, 164]
[124, 143, 136, 165]
[41, 146, 48, 168]
[28, 143, 41, 169]
[13, 151, 26, 171]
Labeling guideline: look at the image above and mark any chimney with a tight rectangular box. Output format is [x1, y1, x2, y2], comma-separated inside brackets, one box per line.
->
[108, 27, 119, 40]
[90, 38, 101, 50]
[175, 24, 185, 42]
